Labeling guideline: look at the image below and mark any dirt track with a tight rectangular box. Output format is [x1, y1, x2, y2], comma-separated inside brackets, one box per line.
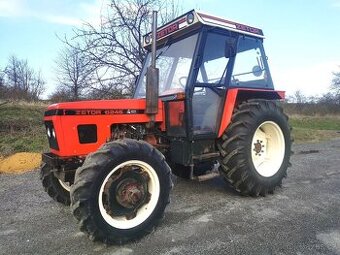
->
[0, 140, 340, 255]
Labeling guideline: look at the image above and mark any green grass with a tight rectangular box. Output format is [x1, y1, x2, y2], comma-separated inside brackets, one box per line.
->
[289, 115, 340, 143]
[289, 115, 340, 130]
[0, 102, 48, 156]
[292, 128, 340, 144]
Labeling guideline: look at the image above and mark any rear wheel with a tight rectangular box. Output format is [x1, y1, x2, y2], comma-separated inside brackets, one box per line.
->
[217, 99, 292, 196]
[40, 164, 71, 205]
[70, 139, 172, 244]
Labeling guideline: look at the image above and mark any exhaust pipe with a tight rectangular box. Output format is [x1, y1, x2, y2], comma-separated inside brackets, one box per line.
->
[145, 11, 159, 127]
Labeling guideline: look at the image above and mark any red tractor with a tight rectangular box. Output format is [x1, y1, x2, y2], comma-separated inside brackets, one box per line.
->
[41, 10, 292, 244]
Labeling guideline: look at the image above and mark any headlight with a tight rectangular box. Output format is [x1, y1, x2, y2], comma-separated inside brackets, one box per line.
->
[187, 12, 194, 24]
[44, 121, 59, 150]
[145, 34, 151, 44]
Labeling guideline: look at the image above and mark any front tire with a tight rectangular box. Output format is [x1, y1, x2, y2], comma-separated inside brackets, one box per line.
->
[70, 139, 172, 244]
[217, 99, 292, 196]
[40, 163, 71, 205]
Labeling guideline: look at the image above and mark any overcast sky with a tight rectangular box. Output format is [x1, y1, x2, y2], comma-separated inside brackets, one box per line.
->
[0, 0, 339, 98]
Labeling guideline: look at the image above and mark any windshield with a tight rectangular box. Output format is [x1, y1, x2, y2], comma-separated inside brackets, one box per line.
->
[134, 34, 198, 98]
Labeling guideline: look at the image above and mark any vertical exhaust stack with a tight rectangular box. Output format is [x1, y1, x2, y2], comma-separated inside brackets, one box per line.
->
[145, 10, 159, 127]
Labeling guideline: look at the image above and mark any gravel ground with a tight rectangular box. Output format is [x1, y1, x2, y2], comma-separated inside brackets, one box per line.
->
[1, 139, 340, 255]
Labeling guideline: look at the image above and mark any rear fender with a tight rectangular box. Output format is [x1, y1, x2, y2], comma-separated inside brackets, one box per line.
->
[217, 88, 285, 138]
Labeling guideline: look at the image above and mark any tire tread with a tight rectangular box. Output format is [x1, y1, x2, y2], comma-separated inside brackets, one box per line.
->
[70, 139, 172, 244]
[218, 99, 292, 196]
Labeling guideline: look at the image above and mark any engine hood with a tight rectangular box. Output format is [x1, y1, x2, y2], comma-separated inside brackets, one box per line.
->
[45, 98, 163, 117]
[43, 98, 164, 157]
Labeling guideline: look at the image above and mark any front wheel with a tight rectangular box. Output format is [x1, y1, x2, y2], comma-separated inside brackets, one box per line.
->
[70, 139, 172, 244]
[217, 99, 292, 196]
[40, 163, 71, 205]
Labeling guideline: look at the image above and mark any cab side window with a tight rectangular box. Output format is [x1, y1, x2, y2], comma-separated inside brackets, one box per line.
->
[231, 36, 273, 88]
[196, 33, 231, 84]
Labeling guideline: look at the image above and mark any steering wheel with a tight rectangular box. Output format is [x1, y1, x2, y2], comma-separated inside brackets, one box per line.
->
[179, 76, 188, 88]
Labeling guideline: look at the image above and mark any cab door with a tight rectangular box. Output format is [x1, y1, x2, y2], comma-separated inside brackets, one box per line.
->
[191, 31, 236, 137]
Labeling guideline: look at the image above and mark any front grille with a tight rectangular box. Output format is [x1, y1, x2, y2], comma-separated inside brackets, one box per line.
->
[77, 124, 97, 144]
[45, 121, 59, 150]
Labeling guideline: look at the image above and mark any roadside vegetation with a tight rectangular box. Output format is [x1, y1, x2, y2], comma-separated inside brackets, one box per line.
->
[283, 103, 340, 143]
[0, 101, 48, 157]
[289, 115, 340, 143]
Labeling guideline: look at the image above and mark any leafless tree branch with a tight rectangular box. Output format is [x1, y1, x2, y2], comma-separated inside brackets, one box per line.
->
[54, 0, 179, 100]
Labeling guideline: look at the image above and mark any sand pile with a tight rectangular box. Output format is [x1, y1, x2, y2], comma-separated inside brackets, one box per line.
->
[0, 153, 42, 174]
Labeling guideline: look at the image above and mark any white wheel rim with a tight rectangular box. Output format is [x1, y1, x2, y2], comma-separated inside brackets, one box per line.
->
[98, 160, 160, 229]
[251, 121, 285, 177]
[58, 179, 71, 192]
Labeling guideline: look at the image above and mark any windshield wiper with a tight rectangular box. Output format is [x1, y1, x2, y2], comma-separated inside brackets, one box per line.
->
[217, 64, 228, 85]
[155, 38, 171, 60]
[155, 45, 170, 60]
[217, 58, 231, 85]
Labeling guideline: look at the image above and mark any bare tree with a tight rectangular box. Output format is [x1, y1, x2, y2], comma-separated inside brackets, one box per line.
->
[0, 67, 5, 88]
[0, 67, 7, 99]
[4, 56, 21, 93]
[54, 46, 94, 100]
[318, 92, 334, 104]
[61, 0, 180, 99]
[330, 69, 340, 104]
[49, 86, 72, 103]
[287, 90, 307, 104]
[2, 56, 45, 100]
[30, 70, 46, 100]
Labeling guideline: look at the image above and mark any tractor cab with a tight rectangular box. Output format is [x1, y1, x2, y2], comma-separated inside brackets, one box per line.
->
[134, 10, 274, 141]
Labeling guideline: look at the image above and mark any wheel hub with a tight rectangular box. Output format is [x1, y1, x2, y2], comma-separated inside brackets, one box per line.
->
[116, 178, 145, 208]
[103, 167, 151, 219]
[253, 140, 264, 156]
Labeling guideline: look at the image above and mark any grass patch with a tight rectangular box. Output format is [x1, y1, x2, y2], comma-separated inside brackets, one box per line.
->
[289, 115, 340, 130]
[0, 102, 44, 131]
[0, 131, 48, 155]
[292, 128, 340, 144]
[0, 102, 48, 156]
[283, 103, 340, 116]
[289, 115, 340, 143]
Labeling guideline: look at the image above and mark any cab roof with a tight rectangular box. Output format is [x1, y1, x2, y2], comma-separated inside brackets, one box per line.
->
[143, 10, 264, 48]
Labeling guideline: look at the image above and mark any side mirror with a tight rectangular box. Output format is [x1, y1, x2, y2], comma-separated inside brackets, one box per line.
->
[225, 37, 237, 58]
[252, 65, 263, 77]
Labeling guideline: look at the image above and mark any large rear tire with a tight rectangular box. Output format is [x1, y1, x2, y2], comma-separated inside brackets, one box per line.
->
[217, 99, 292, 196]
[40, 163, 71, 205]
[70, 139, 172, 244]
